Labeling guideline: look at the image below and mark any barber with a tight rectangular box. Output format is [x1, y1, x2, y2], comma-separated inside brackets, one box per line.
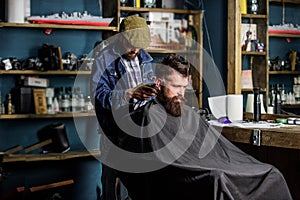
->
[91, 15, 157, 200]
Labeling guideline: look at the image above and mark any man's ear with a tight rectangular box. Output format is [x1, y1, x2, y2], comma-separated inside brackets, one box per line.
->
[154, 78, 162, 90]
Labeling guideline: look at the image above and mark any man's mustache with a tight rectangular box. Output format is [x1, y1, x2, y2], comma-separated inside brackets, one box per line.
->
[173, 95, 186, 102]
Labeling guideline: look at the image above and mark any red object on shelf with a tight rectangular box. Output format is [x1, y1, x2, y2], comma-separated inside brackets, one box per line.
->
[28, 19, 111, 26]
[268, 29, 300, 35]
[44, 28, 53, 35]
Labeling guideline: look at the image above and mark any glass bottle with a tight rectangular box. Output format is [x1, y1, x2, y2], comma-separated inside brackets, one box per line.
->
[253, 87, 261, 122]
[281, 84, 287, 105]
[61, 87, 70, 112]
[70, 87, 78, 112]
[295, 76, 300, 103]
[7, 93, 12, 115]
[76, 87, 85, 111]
[53, 97, 59, 113]
[47, 97, 54, 114]
[274, 84, 282, 114]
[85, 95, 94, 111]
[186, 15, 198, 50]
[269, 84, 275, 107]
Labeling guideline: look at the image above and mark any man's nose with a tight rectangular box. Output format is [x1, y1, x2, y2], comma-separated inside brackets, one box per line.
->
[178, 88, 185, 96]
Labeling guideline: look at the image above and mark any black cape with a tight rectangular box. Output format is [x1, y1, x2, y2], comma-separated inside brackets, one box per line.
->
[103, 100, 292, 200]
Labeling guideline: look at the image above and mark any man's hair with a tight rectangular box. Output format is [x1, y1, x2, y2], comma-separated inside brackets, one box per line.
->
[155, 54, 190, 79]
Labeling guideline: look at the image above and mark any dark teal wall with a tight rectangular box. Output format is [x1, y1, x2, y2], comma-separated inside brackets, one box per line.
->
[202, 0, 228, 108]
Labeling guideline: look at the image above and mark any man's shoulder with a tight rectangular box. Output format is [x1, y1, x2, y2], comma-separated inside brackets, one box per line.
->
[138, 49, 153, 63]
[94, 44, 121, 66]
[96, 44, 116, 59]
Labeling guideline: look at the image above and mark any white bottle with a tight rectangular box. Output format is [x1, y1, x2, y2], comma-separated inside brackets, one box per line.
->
[47, 97, 54, 114]
[281, 84, 287, 104]
[76, 87, 85, 111]
[24, 0, 31, 19]
[53, 97, 60, 113]
[85, 96, 94, 111]
[70, 87, 78, 112]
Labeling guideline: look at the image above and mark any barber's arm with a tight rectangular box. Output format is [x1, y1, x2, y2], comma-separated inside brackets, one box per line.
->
[92, 57, 127, 110]
[92, 56, 157, 110]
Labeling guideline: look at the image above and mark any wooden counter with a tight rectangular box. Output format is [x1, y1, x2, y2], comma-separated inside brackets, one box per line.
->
[219, 114, 300, 200]
[221, 125, 300, 150]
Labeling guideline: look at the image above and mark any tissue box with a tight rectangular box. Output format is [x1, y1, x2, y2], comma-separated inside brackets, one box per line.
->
[141, 12, 174, 22]
[24, 77, 49, 88]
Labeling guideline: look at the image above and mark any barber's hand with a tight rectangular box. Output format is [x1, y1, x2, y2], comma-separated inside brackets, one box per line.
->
[125, 83, 157, 101]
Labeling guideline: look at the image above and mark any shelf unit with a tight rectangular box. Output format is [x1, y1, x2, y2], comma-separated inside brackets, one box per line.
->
[0, 11, 103, 168]
[228, 0, 269, 107]
[103, 0, 203, 107]
[228, 0, 299, 112]
[0, 69, 94, 119]
[268, 0, 300, 112]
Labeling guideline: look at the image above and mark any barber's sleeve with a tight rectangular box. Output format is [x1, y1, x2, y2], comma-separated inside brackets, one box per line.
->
[91, 57, 112, 109]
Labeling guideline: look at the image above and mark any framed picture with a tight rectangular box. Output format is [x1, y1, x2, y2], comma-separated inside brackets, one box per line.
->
[33, 89, 47, 114]
[241, 23, 257, 52]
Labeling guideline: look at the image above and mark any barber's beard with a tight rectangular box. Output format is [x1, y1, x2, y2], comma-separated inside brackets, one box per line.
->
[157, 87, 185, 117]
[123, 50, 140, 60]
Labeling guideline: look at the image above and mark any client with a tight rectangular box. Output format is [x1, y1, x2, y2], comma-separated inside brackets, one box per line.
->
[109, 54, 292, 200]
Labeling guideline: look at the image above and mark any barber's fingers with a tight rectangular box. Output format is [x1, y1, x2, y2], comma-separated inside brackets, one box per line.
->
[132, 84, 157, 100]
[125, 88, 134, 101]
[132, 92, 153, 100]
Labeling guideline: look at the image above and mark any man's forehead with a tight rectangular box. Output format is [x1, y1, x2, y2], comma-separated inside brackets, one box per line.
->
[164, 71, 188, 81]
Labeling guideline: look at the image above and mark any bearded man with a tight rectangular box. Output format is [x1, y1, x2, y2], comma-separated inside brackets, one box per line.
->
[109, 54, 292, 200]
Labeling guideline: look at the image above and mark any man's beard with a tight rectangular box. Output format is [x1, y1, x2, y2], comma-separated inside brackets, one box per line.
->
[156, 86, 185, 117]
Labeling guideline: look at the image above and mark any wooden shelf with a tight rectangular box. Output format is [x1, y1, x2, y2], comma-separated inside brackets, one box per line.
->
[242, 14, 268, 19]
[269, 71, 300, 75]
[2, 149, 100, 163]
[242, 88, 267, 93]
[120, 6, 202, 14]
[0, 70, 91, 75]
[0, 22, 117, 31]
[146, 49, 199, 54]
[0, 111, 96, 119]
[269, 33, 300, 38]
[242, 51, 267, 56]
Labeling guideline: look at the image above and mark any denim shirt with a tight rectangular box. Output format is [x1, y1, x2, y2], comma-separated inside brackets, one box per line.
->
[91, 43, 154, 136]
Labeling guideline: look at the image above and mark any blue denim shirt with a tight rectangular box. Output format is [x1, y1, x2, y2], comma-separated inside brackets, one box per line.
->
[91, 43, 154, 136]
